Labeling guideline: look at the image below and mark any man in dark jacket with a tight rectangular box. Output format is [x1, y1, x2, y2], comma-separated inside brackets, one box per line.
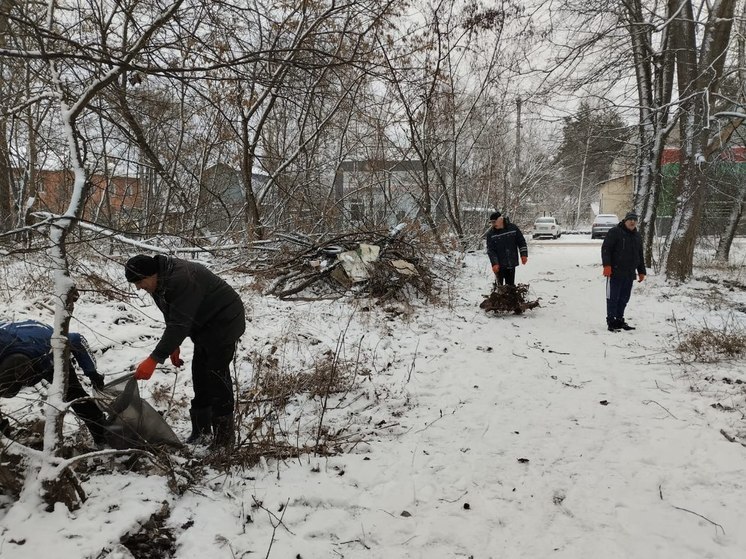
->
[125, 254, 245, 447]
[485, 211, 528, 286]
[601, 212, 647, 331]
[0, 320, 107, 444]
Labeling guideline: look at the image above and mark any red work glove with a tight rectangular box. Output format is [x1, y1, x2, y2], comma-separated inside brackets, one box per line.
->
[521, 256, 528, 265]
[602, 265, 612, 277]
[135, 357, 158, 380]
[638, 273, 646, 282]
[170, 347, 184, 367]
[492, 264, 500, 274]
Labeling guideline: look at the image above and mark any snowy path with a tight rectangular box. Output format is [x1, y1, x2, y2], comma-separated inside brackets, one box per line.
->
[4, 240, 746, 559]
[241, 240, 746, 558]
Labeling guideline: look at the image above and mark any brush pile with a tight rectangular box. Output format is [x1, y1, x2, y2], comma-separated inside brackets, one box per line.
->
[256, 226, 436, 301]
[480, 283, 540, 315]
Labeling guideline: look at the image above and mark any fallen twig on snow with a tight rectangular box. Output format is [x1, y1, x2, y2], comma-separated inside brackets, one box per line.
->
[719, 428, 746, 447]
[642, 399, 679, 420]
[671, 504, 725, 535]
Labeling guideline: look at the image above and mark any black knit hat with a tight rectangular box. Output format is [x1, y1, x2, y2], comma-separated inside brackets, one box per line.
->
[623, 212, 638, 222]
[125, 255, 158, 282]
[489, 211, 502, 221]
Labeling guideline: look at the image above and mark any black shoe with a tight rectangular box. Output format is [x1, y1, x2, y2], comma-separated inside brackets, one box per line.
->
[618, 320, 635, 331]
[607, 317, 621, 332]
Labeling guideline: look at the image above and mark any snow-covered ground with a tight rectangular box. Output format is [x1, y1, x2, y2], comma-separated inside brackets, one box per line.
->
[2, 238, 746, 558]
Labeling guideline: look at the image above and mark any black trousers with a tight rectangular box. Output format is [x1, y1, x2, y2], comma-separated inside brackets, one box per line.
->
[191, 342, 237, 417]
[497, 267, 516, 286]
[606, 275, 634, 320]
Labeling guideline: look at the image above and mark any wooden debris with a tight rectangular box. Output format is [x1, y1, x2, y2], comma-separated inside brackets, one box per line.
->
[480, 283, 540, 315]
[257, 228, 436, 301]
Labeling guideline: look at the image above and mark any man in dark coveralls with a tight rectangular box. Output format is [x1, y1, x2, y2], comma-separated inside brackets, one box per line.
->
[125, 254, 245, 447]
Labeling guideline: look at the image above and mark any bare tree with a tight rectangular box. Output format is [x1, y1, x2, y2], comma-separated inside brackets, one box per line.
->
[714, 2, 746, 263]
[0, 0, 184, 509]
[0, 0, 20, 233]
[377, 0, 527, 247]
[661, 0, 737, 280]
[154, 0, 398, 242]
[623, 0, 676, 265]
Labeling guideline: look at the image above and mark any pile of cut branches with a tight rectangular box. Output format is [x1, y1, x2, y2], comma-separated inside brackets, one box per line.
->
[480, 283, 540, 315]
[256, 227, 435, 301]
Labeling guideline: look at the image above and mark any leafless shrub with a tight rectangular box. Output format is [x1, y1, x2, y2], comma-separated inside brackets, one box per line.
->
[676, 319, 746, 363]
[0, 256, 55, 300]
[75, 269, 129, 302]
[251, 351, 352, 404]
[212, 332, 365, 471]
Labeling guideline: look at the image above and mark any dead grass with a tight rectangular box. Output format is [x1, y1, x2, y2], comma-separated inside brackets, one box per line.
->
[676, 319, 746, 363]
[214, 336, 364, 470]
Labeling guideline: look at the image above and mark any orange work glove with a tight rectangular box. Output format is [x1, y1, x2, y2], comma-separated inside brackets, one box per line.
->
[170, 347, 184, 367]
[135, 357, 158, 380]
[638, 273, 646, 282]
[492, 264, 500, 274]
[602, 265, 612, 277]
[521, 256, 528, 265]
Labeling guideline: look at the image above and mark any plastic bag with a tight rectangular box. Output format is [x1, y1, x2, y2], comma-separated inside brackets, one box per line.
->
[94, 374, 181, 449]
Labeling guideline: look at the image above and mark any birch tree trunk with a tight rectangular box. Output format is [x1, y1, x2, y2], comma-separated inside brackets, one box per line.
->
[663, 0, 736, 280]
[624, 0, 675, 266]
[2, 0, 185, 512]
[714, 0, 746, 263]
[715, 185, 745, 262]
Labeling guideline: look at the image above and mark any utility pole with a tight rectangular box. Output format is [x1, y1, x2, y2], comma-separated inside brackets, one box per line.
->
[575, 122, 592, 230]
[508, 96, 521, 214]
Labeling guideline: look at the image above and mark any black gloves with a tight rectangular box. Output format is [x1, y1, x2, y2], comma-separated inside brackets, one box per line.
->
[89, 372, 105, 390]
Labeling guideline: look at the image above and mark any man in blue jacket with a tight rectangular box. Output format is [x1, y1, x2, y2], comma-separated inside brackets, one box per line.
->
[0, 320, 107, 444]
[124, 254, 245, 447]
[486, 211, 528, 286]
[601, 212, 647, 331]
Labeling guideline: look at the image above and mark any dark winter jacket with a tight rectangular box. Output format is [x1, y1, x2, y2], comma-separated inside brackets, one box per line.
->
[486, 220, 528, 269]
[149, 255, 245, 362]
[601, 222, 647, 278]
[0, 320, 97, 383]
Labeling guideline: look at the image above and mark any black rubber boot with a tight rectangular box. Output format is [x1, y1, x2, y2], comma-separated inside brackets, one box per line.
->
[186, 407, 213, 444]
[211, 414, 235, 448]
[607, 317, 621, 332]
[618, 319, 635, 330]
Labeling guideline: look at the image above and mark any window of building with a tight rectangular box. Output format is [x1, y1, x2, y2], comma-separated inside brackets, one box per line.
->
[350, 199, 364, 222]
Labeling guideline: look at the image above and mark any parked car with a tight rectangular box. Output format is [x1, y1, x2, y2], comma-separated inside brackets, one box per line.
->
[532, 216, 563, 239]
[591, 214, 619, 239]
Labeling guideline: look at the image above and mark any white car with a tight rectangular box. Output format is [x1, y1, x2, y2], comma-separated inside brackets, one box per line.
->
[532, 216, 562, 239]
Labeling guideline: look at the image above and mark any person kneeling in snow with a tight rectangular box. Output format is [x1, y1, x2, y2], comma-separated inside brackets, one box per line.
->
[124, 254, 245, 448]
[0, 320, 107, 444]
